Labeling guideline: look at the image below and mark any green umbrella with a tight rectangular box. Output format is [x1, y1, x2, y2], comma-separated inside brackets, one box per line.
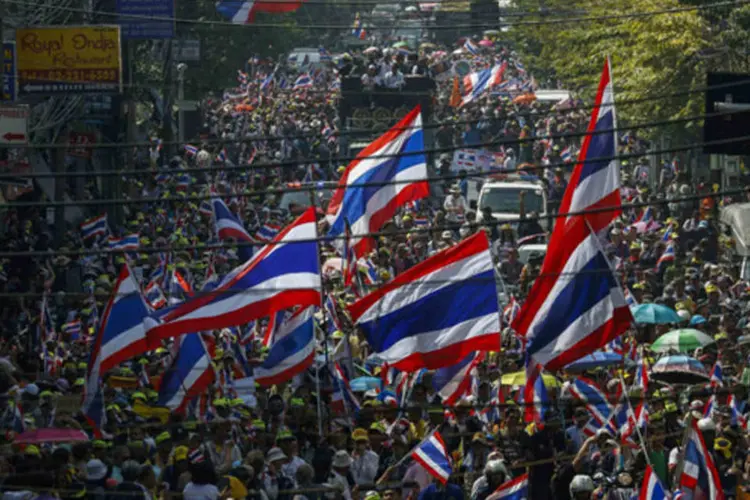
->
[651, 328, 715, 353]
[483, 29, 500, 36]
[392, 41, 410, 49]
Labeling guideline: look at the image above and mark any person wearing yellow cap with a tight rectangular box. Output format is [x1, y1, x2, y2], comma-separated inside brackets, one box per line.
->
[275, 428, 306, 478]
[350, 427, 379, 485]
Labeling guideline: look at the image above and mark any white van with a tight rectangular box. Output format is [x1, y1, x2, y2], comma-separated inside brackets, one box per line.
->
[476, 176, 548, 229]
[287, 48, 322, 69]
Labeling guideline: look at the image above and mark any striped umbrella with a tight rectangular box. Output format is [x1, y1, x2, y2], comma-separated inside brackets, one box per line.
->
[651, 328, 715, 353]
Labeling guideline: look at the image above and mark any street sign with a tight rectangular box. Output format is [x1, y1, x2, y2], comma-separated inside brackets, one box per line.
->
[2, 42, 16, 101]
[117, 0, 175, 39]
[0, 105, 29, 145]
[16, 25, 122, 95]
[172, 40, 201, 62]
[704, 72, 750, 155]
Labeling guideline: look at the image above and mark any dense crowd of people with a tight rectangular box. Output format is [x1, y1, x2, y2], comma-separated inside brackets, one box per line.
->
[0, 23, 749, 500]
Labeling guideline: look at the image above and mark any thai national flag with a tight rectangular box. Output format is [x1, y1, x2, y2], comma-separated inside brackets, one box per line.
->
[639, 465, 668, 500]
[709, 362, 723, 387]
[463, 39, 479, 55]
[662, 224, 673, 242]
[81, 214, 109, 241]
[512, 58, 632, 371]
[487, 473, 528, 500]
[184, 145, 199, 157]
[656, 243, 676, 271]
[331, 362, 360, 414]
[294, 73, 313, 89]
[638, 206, 654, 223]
[145, 208, 321, 345]
[411, 432, 452, 485]
[62, 319, 82, 339]
[82, 265, 150, 434]
[567, 377, 613, 426]
[432, 352, 484, 406]
[216, 0, 303, 24]
[157, 333, 215, 412]
[728, 395, 747, 428]
[176, 174, 191, 191]
[212, 193, 255, 261]
[255, 307, 315, 386]
[328, 105, 429, 259]
[633, 354, 649, 392]
[503, 296, 521, 325]
[462, 62, 507, 106]
[261, 309, 289, 348]
[144, 281, 167, 310]
[560, 147, 573, 163]
[216, 149, 228, 163]
[108, 234, 140, 252]
[348, 232, 501, 371]
[680, 420, 723, 499]
[523, 362, 550, 423]
[319, 47, 332, 62]
[256, 223, 281, 242]
[624, 286, 638, 308]
[514, 61, 526, 74]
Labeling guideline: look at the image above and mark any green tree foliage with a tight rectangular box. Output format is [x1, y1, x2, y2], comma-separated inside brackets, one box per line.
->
[509, 0, 711, 140]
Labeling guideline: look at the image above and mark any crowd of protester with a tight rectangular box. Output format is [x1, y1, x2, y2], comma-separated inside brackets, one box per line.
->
[1, 25, 750, 500]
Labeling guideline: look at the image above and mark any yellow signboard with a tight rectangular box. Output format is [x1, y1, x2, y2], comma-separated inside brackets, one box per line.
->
[16, 25, 121, 94]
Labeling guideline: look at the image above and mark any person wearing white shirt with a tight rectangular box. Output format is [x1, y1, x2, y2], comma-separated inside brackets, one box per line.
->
[329, 451, 354, 500]
[383, 64, 405, 89]
[443, 186, 468, 223]
[350, 429, 379, 485]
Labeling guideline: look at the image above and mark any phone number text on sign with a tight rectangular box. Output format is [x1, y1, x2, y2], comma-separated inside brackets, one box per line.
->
[15, 25, 122, 94]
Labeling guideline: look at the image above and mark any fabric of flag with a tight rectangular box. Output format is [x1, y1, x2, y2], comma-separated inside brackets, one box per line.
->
[108, 234, 139, 252]
[255, 307, 315, 386]
[331, 362, 360, 415]
[348, 232, 501, 371]
[256, 223, 281, 242]
[176, 174, 191, 192]
[640, 465, 668, 500]
[216, 149, 228, 162]
[567, 377, 612, 426]
[184, 145, 199, 157]
[463, 39, 479, 55]
[216, 0, 303, 24]
[662, 224, 673, 242]
[560, 147, 573, 163]
[294, 73, 313, 89]
[514, 60, 526, 73]
[624, 286, 638, 307]
[145, 281, 167, 310]
[633, 354, 649, 393]
[411, 432, 452, 485]
[728, 395, 747, 428]
[432, 352, 484, 406]
[145, 208, 321, 346]
[80, 214, 108, 240]
[212, 194, 255, 261]
[168, 270, 193, 306]
[656, 242, 676, 270]
[157, 333, 215, 412]
[319, 47, 332, 61]
[486, 473, 529, 500]
[503, 296, 521, 325]
[638, 207, 654, 223]
[523, 362, 550, 423]
[710, 362, 723, 387]
[461, 62, 507, 106]
[511, 58, 632, 371]
[328, 105, 429, 259]
[62, 319, 82, 340]
[680, 419, 723, 499]
[82, 265, 150, 434]
[261, 309, 290, 348]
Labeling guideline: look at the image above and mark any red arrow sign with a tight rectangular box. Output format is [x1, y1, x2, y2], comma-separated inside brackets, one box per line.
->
[3, 133, 25, 142]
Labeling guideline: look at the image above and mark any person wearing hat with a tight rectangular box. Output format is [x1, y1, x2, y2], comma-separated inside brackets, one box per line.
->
[350, 428, 378, 486]
[329, 450, 354, 500]
[265, 447, 295, 500]
[277, 428, 307, 480]
[443, 185, 467, 224]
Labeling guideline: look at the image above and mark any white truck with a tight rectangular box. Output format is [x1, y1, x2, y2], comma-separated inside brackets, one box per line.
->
[474, 175, 548, 229]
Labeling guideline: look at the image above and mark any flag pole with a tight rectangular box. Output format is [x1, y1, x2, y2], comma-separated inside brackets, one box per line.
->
[309, 191, 331, 434]
[617, 373, 651, 467]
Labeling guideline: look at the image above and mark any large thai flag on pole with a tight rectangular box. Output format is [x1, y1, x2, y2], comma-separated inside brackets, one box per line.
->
[157, 333, 215, 412]
[432, 352, 484, 406]
[146, 208, 321, 346]
[411, 431, 452, 485]
[566, 377, 613, 426]
[327, 105, 429, 259]
[461, 62, 507, 106]
[680, 420, 724, 499]
[82, 265, 151, 434]
[512, 58, 632, 371]
[254, 307, 316, 386]
[348, 232, 501, 371]
[331, 362, 360, 415]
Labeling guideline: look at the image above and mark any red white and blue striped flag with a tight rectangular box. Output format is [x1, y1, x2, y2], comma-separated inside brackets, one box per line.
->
[512, 58, 632, 371]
